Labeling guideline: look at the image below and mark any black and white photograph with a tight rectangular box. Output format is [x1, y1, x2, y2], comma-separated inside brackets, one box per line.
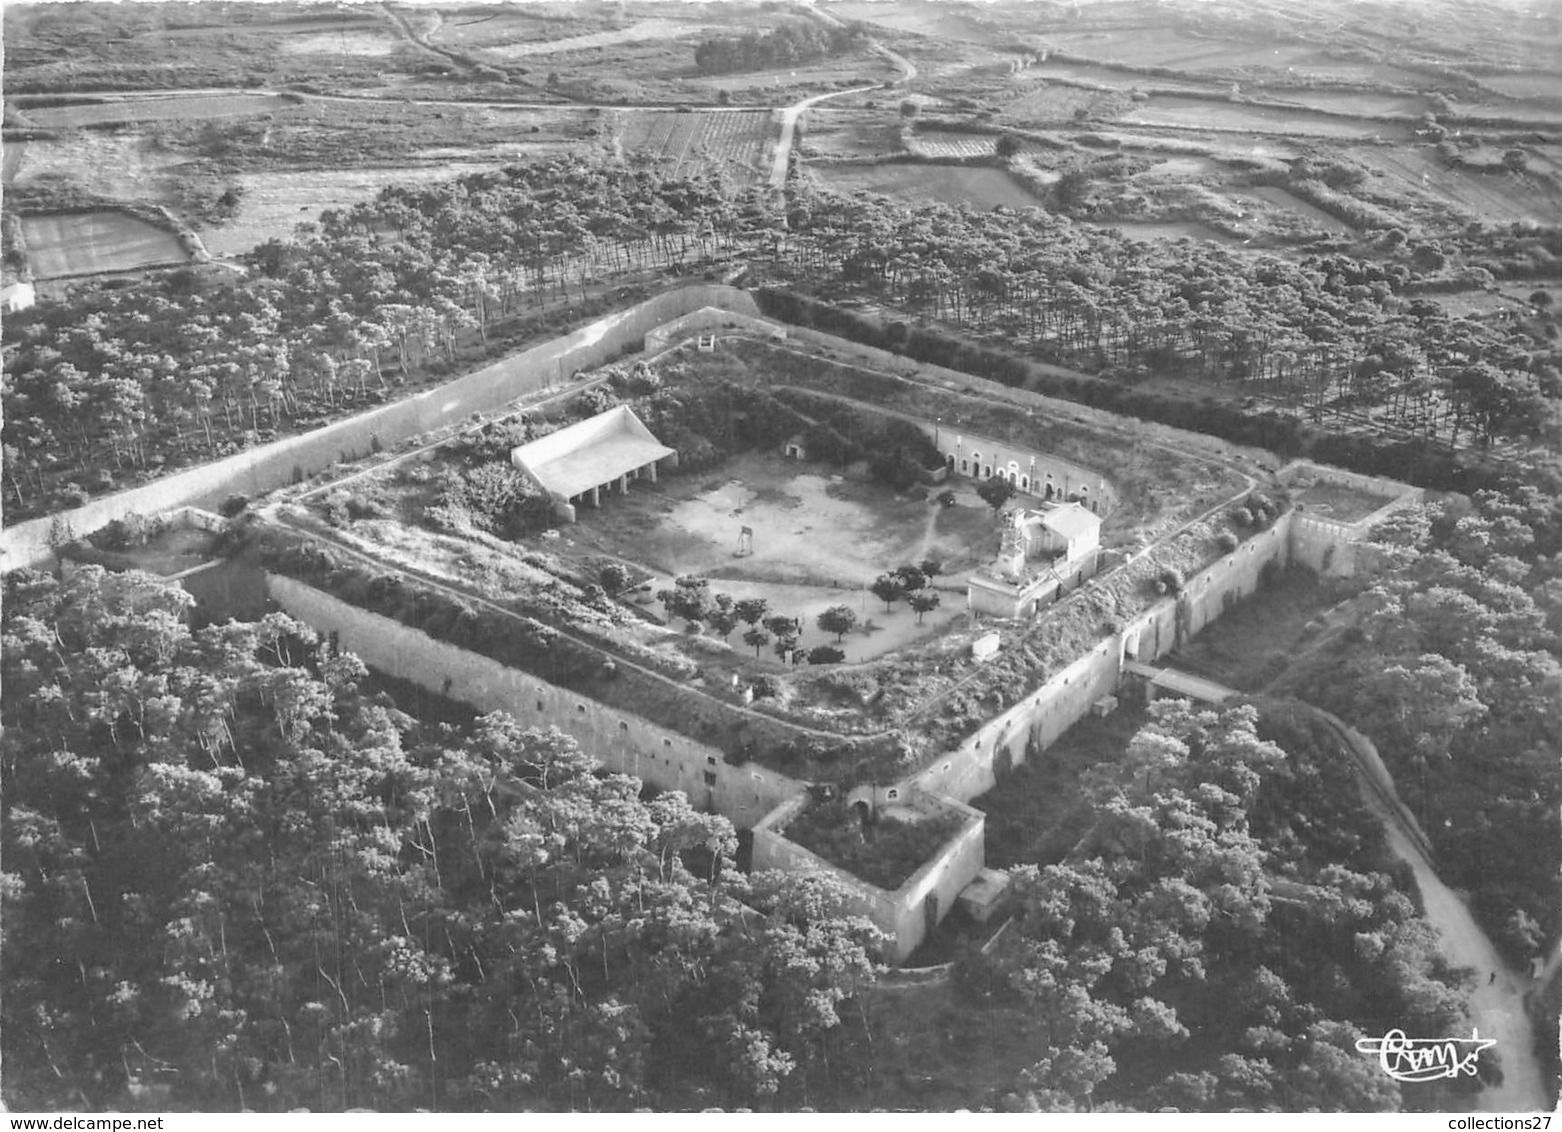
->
[2, 0, 1560, 1117]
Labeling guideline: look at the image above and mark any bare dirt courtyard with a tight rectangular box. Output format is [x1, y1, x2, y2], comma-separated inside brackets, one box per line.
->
[556, 451, 1002, 663]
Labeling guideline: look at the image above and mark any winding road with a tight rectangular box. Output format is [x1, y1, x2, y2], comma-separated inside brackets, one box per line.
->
[1293, 704, 1552, 1111]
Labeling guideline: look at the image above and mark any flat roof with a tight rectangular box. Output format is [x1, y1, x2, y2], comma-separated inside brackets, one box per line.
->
[1122, 662, 1239, 705]
[511, 405, 675, 500]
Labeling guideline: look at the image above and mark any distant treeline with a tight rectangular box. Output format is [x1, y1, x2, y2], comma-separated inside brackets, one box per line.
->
[755, 288, 1560, 501]
[693, 19, 869, 76]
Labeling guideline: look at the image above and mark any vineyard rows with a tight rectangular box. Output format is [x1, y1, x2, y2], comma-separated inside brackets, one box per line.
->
[619, 110, 774, 185]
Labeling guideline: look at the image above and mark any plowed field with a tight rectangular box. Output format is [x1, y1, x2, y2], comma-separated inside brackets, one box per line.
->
[617, 110, 773, 184]
[21, 211, 190, 278]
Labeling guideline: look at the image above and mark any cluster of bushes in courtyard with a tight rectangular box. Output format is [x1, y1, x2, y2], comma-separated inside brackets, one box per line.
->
[783, 799, 968, 892]
[774, 391, 946, 491]
[260, 536, 684, 692]
[629, 377, 812, 474]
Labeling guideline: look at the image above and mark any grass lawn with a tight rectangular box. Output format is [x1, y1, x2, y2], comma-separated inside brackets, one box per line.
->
[1169, 563, 1344, 693]
[1292, 479, 1396, 523]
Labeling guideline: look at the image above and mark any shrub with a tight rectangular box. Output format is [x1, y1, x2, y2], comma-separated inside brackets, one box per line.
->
[808, 645, 846, 665]
[219, 494, 250, 518]
[599, 562, 632, 597]
[1155, 567, 1185, 595]
[576, 386, 613, 416]
[1215, 531, 1239, 553]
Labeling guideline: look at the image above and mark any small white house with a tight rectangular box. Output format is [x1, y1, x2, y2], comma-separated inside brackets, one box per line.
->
[1033, 502, 1101, 563]
[1, 282, 36, 313]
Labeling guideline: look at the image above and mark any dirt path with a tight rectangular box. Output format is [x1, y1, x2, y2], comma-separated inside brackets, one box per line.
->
[1375, 817, 1550, 1111]
[1300, 708, 1553, 1111]
[769, 82, 880, 188]
[1, 139, 25, 185]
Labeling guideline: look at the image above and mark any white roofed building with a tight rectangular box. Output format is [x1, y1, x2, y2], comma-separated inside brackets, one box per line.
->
[969, 501, 1105, 619]
[510, 405, 677, 523]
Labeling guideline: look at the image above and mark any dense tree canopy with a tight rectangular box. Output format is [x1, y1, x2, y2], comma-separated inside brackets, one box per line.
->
[693, 20, 869, 75]
[965, 701, 1471, 1113]
[0, 567, 883, 1112]
[1285, 487, 1562, 961]
[8, 156, 1558, 524]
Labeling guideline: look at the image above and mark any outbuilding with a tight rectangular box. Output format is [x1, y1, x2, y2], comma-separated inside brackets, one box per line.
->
[510, 405, 677, 523]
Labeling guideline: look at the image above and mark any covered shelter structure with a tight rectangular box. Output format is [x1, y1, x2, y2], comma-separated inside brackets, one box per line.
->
[1121, 662, 1238, 707]
[510, 405, 677, 523]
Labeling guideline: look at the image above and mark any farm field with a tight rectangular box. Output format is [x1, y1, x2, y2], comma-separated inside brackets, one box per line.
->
[1245, 185, 1354, 233]
[277, 27, 405, 57]
[1074, 128, 1300, 165]
[1119, 94, 1409, 139]
[143, 14, 387, 39]
[197, 165, 508, 258]
[1102, 219, 1246, 246]
[907, 130, 995, 159]
[615, 110, 773, 184]
[1131, 155, 1227, 179]
[3, 132, 186, 204]
[1252, 87, 1427, 118]
[998, 81, 1126, 124]
[1474, 71, 1562, 101]
[906, 129, 1059, 161]
[796, 108, 903, 159]
[1449, 100, 1562, 126]
[682, 56, 892, 96]
[15, 92, 290, 129]
[1425, 288, 1538, 318]
[425, 7, 627, 49]
[454, 17, 727, 61]
[1356, 147, 1562, 225]
[1028, 60, 1221, 94]
[19, 210, 191, 278]
[827, 3, 1004, 46]
[1036, 29, 1323, 74]
[812, 162, 1043, 209]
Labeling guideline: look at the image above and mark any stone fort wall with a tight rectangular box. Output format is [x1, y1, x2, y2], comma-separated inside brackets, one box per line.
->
[267, 574, 804, 828]
[2, 286, 761, 571]
[906, 517, 1296, 805]
[751, 794, 987, 963]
